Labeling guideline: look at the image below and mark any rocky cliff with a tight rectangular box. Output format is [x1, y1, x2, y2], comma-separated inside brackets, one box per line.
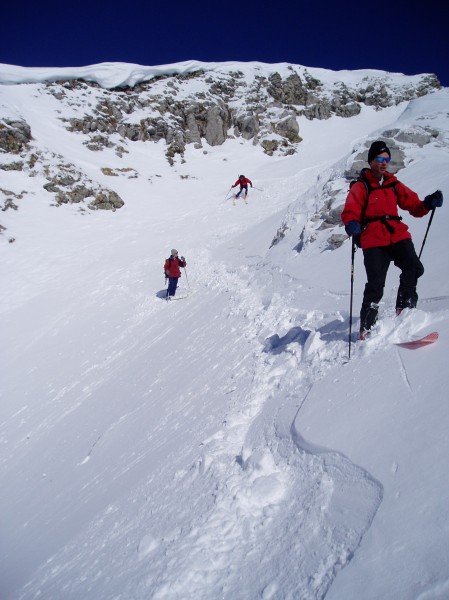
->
[0, 62, 441, 222]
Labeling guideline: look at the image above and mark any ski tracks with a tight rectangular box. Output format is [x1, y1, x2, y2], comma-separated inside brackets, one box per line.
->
[17, 249, 384, 600]
[146, 250, 383, 599]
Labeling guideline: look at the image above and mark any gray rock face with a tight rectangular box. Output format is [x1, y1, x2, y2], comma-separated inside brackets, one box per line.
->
[204, 105, 228, 146]
[58, 67, 439, 161]
[185, 107, 202, 144]
[394, 128, 438, 147]
[0, 120, 32, 153]
[89, 190, 125, 211]
[319, 206, 344, 229]
[275, 116, 301, 143]
[0, 160, 24, 171]
[267, 73, 310, 105]
[261, 140, 279, 156]
[55, 185, 94, 205]
[235, 114, 259, 140]
[327, 233, 347, 249]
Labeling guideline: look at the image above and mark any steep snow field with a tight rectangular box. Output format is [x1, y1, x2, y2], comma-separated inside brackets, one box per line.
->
[1, 65, 449, 599]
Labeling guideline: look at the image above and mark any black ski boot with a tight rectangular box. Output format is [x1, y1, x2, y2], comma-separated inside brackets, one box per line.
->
[360, 302, 379, 340]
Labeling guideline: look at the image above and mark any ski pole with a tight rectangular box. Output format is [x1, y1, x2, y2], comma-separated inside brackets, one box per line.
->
[253, 186, 264, 192]
[418, 207, 435, 259]
[183, 267, 191, 291]
[224, 186, 233, 201]
[348, 238, 356, 359]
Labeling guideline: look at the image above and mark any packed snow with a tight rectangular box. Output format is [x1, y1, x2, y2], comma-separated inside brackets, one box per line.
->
[1, 62, 449, 600]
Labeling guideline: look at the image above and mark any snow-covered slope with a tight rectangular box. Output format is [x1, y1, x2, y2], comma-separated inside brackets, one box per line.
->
[1, 63, 449, 600]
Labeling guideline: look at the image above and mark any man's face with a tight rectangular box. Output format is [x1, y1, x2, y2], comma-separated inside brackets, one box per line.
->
[370, 152, 390, 178]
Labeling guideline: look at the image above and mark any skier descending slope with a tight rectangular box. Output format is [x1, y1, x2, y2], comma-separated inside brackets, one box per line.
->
[341, 140, 443, 340]
[231, 174, 253, 199]
[164, 249, 187, 299]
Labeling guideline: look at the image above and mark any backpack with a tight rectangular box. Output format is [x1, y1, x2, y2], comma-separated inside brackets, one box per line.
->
[349, 170, 400, 246]
[164, 256, 174, 277]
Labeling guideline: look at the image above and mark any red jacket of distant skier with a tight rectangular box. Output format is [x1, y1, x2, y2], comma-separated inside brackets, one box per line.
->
[341, 170, 429, 249]
[164, 256, 186, 278]
[233, 177, 252, 188]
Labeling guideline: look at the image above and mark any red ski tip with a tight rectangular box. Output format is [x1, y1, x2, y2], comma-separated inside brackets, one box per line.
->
[395, 331, 439, 349]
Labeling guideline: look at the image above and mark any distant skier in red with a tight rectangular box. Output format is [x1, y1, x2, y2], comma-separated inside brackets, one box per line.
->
[232, 175, 253, 199]
[164, 249, 186, 299]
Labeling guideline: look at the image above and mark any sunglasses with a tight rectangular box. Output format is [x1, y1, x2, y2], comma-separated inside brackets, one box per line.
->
[375, 156, 391, 163]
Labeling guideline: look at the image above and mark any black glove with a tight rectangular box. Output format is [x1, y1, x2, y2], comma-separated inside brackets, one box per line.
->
[424, 190, 443, 210]
[345, 221, 362, 236]
[181, 256, 185, 262]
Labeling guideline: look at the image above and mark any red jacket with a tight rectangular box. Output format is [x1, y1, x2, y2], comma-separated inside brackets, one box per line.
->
[233, 177, 252, 188]
[341, 169, 429, 249]
[164, 256, 186, 278]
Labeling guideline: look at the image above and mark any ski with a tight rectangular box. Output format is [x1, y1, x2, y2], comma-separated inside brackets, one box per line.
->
[166, 292, 192, 301]
[395, 331, 439, 349]
[231, 195, 248, 205]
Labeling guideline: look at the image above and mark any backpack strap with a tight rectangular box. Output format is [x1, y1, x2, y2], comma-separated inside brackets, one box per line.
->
[364, 214, 402, 233]
[349, 177, 371, 226]
[350, 173, 398, 226]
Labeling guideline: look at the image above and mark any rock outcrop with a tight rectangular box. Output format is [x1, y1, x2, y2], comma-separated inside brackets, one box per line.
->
[0, 120, 32, 154]
[55, 68, 439, 162]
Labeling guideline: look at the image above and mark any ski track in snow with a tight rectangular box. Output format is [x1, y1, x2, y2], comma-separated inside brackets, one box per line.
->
[140, 254, 382, 600]
[29, 257, 449, 599]
[395, 350, 414, 395]
[19, 248, 384, 600]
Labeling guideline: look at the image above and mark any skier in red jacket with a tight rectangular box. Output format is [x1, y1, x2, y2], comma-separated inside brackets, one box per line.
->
[164, 249, 186, 299]
[232, 175, 253, 199]
[341, 140, 443, 338]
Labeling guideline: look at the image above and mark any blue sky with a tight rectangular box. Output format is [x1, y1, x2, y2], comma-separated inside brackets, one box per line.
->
[2, 0, 448, 86]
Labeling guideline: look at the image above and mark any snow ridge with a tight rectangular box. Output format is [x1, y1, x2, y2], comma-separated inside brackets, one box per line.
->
[0, 59, 433, 89]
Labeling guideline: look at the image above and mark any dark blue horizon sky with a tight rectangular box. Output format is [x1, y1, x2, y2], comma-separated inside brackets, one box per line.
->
[2, 1, 448, 87]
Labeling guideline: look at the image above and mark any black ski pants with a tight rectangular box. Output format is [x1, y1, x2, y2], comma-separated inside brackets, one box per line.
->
[167, 277, 179, 297]
[235, 184, 248, 198]
[360, 238, 424, 331]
